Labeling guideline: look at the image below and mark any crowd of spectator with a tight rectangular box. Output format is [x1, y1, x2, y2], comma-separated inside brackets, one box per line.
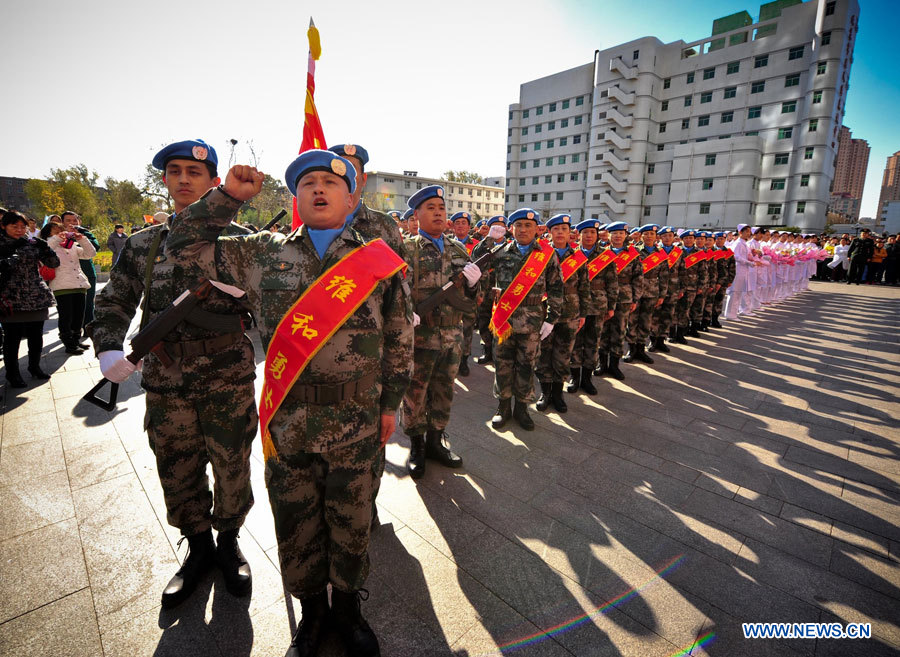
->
[815, 229, 899, 285]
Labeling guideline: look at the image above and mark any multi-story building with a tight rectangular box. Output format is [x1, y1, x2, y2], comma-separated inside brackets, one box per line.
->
[881, 200, 900, 235]
[506, 0, 859, 230]
[363, 171, 505, 219]
[0, 176, 34, 215]
[876, 151, 900, 220]
[828, 125, 869, 220]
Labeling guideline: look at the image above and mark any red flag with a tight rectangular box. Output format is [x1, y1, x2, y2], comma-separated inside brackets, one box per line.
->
[293, 18, 326, 228]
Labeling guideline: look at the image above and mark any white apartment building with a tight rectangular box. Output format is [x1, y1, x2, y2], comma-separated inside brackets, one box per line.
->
[506, 0, 859, 230]
[363, 171, 505, 218]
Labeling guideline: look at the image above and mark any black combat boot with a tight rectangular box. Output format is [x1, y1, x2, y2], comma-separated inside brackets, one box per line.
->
[654, 335, 670, 353]
[593, 352, 608, 377]
[623, 343, 637, 363]
[425, 430, 463, 468]
[634, 344, 654, 364]
[475, 342, 493, 365]
[579, 367, 597, 395]
[216, 529, 252, 597]
[687, 322, 701, 338]
[513, 399, 535, 431]
[491, 398, 512, 429]
[407, 435, 426, 479]
[457, 356, 470, 377]
[668, 326, 677, 341]
[330, 588, 380, 657]
[564, 368, 580, 393]
[647, 336, 661, 353]
[700, 319, 710, 332]
[607, 354, 625, 381]
[710, 314, 723, 328]
[551, 381, 568, 413]
[285, 590, 329, 657]
[673, 327, 688, 344]
[536, 380, 552, 411]
[161, 529, 216, 609]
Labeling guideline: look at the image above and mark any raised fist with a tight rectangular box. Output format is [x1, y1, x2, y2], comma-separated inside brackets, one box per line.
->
[224, 165, 265, 202]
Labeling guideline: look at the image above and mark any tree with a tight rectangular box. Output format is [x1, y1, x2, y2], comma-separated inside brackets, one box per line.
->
[237, 173, 291, 227]
[442, 170, 484, 184]
[102, 178, 160, 234]
[24, 165, 99, 222]
[140, 163, 172, 211]
[361, 192, 391, 213]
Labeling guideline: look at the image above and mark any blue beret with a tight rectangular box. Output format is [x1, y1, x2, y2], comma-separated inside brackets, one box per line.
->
[698, 231, 712, 238]
[328, 144, 369, 167]
[639, 223, 661, 233]
[402, 208, 414, 221]
[475, 219, 486, 228]
[713, 231, 726, 238]
[387, 210, 402, 221]
[284, 149, 356, 197]
[450, 211, 472, 224]
[598, 223, 608, 231]
[657, 226, 675, 236]
[605, 221, 628, 232]
[408, 185, 445, 210]
[152, 139, 218, 171]
[508, 208, 540, 225]
[546, 214, 571, 229]
[487, 215, 506, 226]
[575, 219, 601, 232]
[628, 227, 640, 235]
[678, 229, 697, 238]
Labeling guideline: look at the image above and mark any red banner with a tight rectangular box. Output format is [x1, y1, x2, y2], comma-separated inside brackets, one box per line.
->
[667, 246, 683, 268]
[587, 250, 617, 280]
[614, 246, 640, 273]
[560, 249, 588, 282]
[293, 18, 327, 229]
[489, 241, 555, 343]
[641, 249, 668, 273]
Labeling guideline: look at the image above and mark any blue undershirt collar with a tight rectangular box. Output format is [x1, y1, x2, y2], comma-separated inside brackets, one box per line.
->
[418, 229, 444, 253]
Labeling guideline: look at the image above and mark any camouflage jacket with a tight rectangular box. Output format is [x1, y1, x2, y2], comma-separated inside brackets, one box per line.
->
[610, 246, 643, 306]
[488, 239, 563, 331]
[354, 202, 405, 258]
[715, 247, 737, 288]
[403, 234, 475, 350]
[582, 246, 619, 317]
[679, 246, 702, 291]
[554, 245, 591, 323]
[696, 250, 710, 290]
[164, 188, 413, 451]
[635, 244, 669, 301]
[661, 246, 683, 299]
[89, 220, 256, 396]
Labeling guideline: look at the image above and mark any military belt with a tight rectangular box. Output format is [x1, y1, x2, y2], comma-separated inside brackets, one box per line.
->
[422, 313, 461, 327]
[162, 332, 244, 359]
[287, 371, 377, 405]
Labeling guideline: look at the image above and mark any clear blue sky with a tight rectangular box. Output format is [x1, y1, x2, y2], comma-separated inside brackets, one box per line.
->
[1, 0, 896, 218]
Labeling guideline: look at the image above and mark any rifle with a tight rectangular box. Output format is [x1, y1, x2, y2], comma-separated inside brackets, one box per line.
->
[258, 209, 287, 233]
[415, 242, 505, 316]
[82, 280, 215, 411]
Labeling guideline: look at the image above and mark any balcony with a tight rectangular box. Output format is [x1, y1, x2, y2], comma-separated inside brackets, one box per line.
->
[603, 130, 630, 150]
[608, 86, 635, 105]
[609, 57, 637, 80]
[602, 151, 630, 171]
[598, 192, 626, 214]
[607, 107, 633, 128]
[600, 172, 627, 193]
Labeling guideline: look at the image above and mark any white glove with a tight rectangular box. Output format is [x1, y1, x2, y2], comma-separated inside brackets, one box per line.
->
[412, 313, 421, 327]
[461, 263, 481, 287]
[489, 225, 506, 240]
[98, 350, 141, 383]
[539, 322, 554, 340]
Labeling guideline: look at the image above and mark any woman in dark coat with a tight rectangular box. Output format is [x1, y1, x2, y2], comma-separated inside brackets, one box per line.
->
[0, 209, 60, 387]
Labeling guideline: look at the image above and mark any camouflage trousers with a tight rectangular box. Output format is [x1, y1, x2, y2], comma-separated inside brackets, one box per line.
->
[401, 341, 461, 436]
[626, 296, 659, 344]
[652, 294, 678, 338]
[145, 386, 257, 536]
[713, 289, 727, 315]
[476, 296, 493, 348]
[690, 291, 707, 323]
[536, 319, 579, 382]
[461, 312, 476, 359]
[676, 290, 697, 328]
[599, 301, 630, 358]
[493, 330, 540, 402]
[570, 315, 604, 369]
[265, 433, 379, 598]
[703, 289, 719, 321]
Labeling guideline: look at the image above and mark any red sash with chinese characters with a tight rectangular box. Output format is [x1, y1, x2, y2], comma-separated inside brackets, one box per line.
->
[683, 249, 704, 269]
[560, 249, 588, 282]
[613, 246, 640, 273]
[641, 248, 668, 273]
[489, 240, 554, 343]
[586, 249, 617, 280]
[667, 245, 683, 268]
[720, 248, 734, 260]
[464, 240, 477, 255]
[259, 239, 406, 461]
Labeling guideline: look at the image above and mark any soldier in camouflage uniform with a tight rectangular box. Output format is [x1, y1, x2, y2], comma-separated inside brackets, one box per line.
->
[402, 191, 478, 479]
[649, 226, 683, 353]
[449, 211, 479, 376]
[700, 232, 720, 330]
[535, 214, 589, 412]
[674, 229, 702, 344]
[689, 231, 712, 336]
[624, 224, 668, 365]
[488, 209, 563, 431]
[164, 153, 412, 657]
[597, 222, 643, 381]
[567, 219, 617, 394]
[710, 231, 735, 327]
[472, 215, 507, 365]
[89, 139, 256, 610]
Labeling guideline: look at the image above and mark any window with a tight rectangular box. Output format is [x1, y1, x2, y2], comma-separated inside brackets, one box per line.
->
[644, 207, 651, 217]
[572, 153, 580, 163]
[825, 1, 835, 16]
[507, 128, 512, 136]
[657, 144, 665, 151]
[543, 193, 550, 201]
[633, 49, 640, 60]
[520, 145, 527, 153]
[782, 100, 796, 113]
[509, 111, 513, 120]
[659, 122, 667, 133]
[535, 124, 542, 133]
[560, 137, 568, 146]
[507, 162, 510, 170]
[570, 173, 579, 181]
[771, 179, 785, 190]
[549, 102, 557, 112]
[727, 61, 740, 74]
[755, 55, 768, 68]
[686, 72, 695, 83]
[700, 203, 711, 214]
[532, 176, 539, 184]
[576, 96, 584, 106]
[531, 194, 538, 202]
[800, 174, 810, 187]
[796, 201, 806, 213]
[684, 95, 692, 107]
[546, 139, 554, 148]
[521, 127, 528, 136]
[536, 106, 543, 115]
[682, 118, 690, 129]
[767, 203, 782, 214]
[822, 31, 832, 45]
[546, 158, 553, 166]
[721, 111, 734, 123]
[522, 161, 528, 169]
[813, 90, 823, 103]
[698, 115, 710, 127]
[789, 46, 805, 60]
[778, 127, 793, 139]
[523, 109, 529, 118]
[556, 192, 564, 201]
[558, 156, 566, 164]
[746, 130, 759, 136]
[705, 154, 716, 165]
[751, 80, 765, 93]
[545, 175, 552, 183]
[817, 61, 827, 75]
[724, 86, 736, 99]
[573, 135, 582, 144]
[748, 105, 762, 119]
[785, 73, 800, 87]
[774, 152, 789, 165]
[703, 67, 715, 80]
[534, 142, 541, 151]
[648, 164, 655, 173]
[663, 77, 671, 89]
[518, 194, 525, 202]
[646, 185, 653, 195]
[661, 100, 669, 111]
[562, 99, 570, 109]
[805, 147, 814, 159]
[548, 121, 556, 130]
[809, 119, 818, 132]
[702, 179, 713, 190]
[561, 118, 569, 127]
[700, 91, 712, 104]
[574, 116, 583, 125]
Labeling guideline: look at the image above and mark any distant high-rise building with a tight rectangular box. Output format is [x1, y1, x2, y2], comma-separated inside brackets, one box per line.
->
[828, 125, 869, 220]
[876, 151, 900, 220]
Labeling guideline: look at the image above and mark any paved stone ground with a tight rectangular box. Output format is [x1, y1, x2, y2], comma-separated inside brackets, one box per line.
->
[1, 281, 898, 657]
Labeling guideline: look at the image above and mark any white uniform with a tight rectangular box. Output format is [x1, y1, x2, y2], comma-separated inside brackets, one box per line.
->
[724, 237, 754, 319]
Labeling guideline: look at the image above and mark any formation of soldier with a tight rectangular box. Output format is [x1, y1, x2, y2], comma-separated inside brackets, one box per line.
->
[86, 138, 823, 657]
